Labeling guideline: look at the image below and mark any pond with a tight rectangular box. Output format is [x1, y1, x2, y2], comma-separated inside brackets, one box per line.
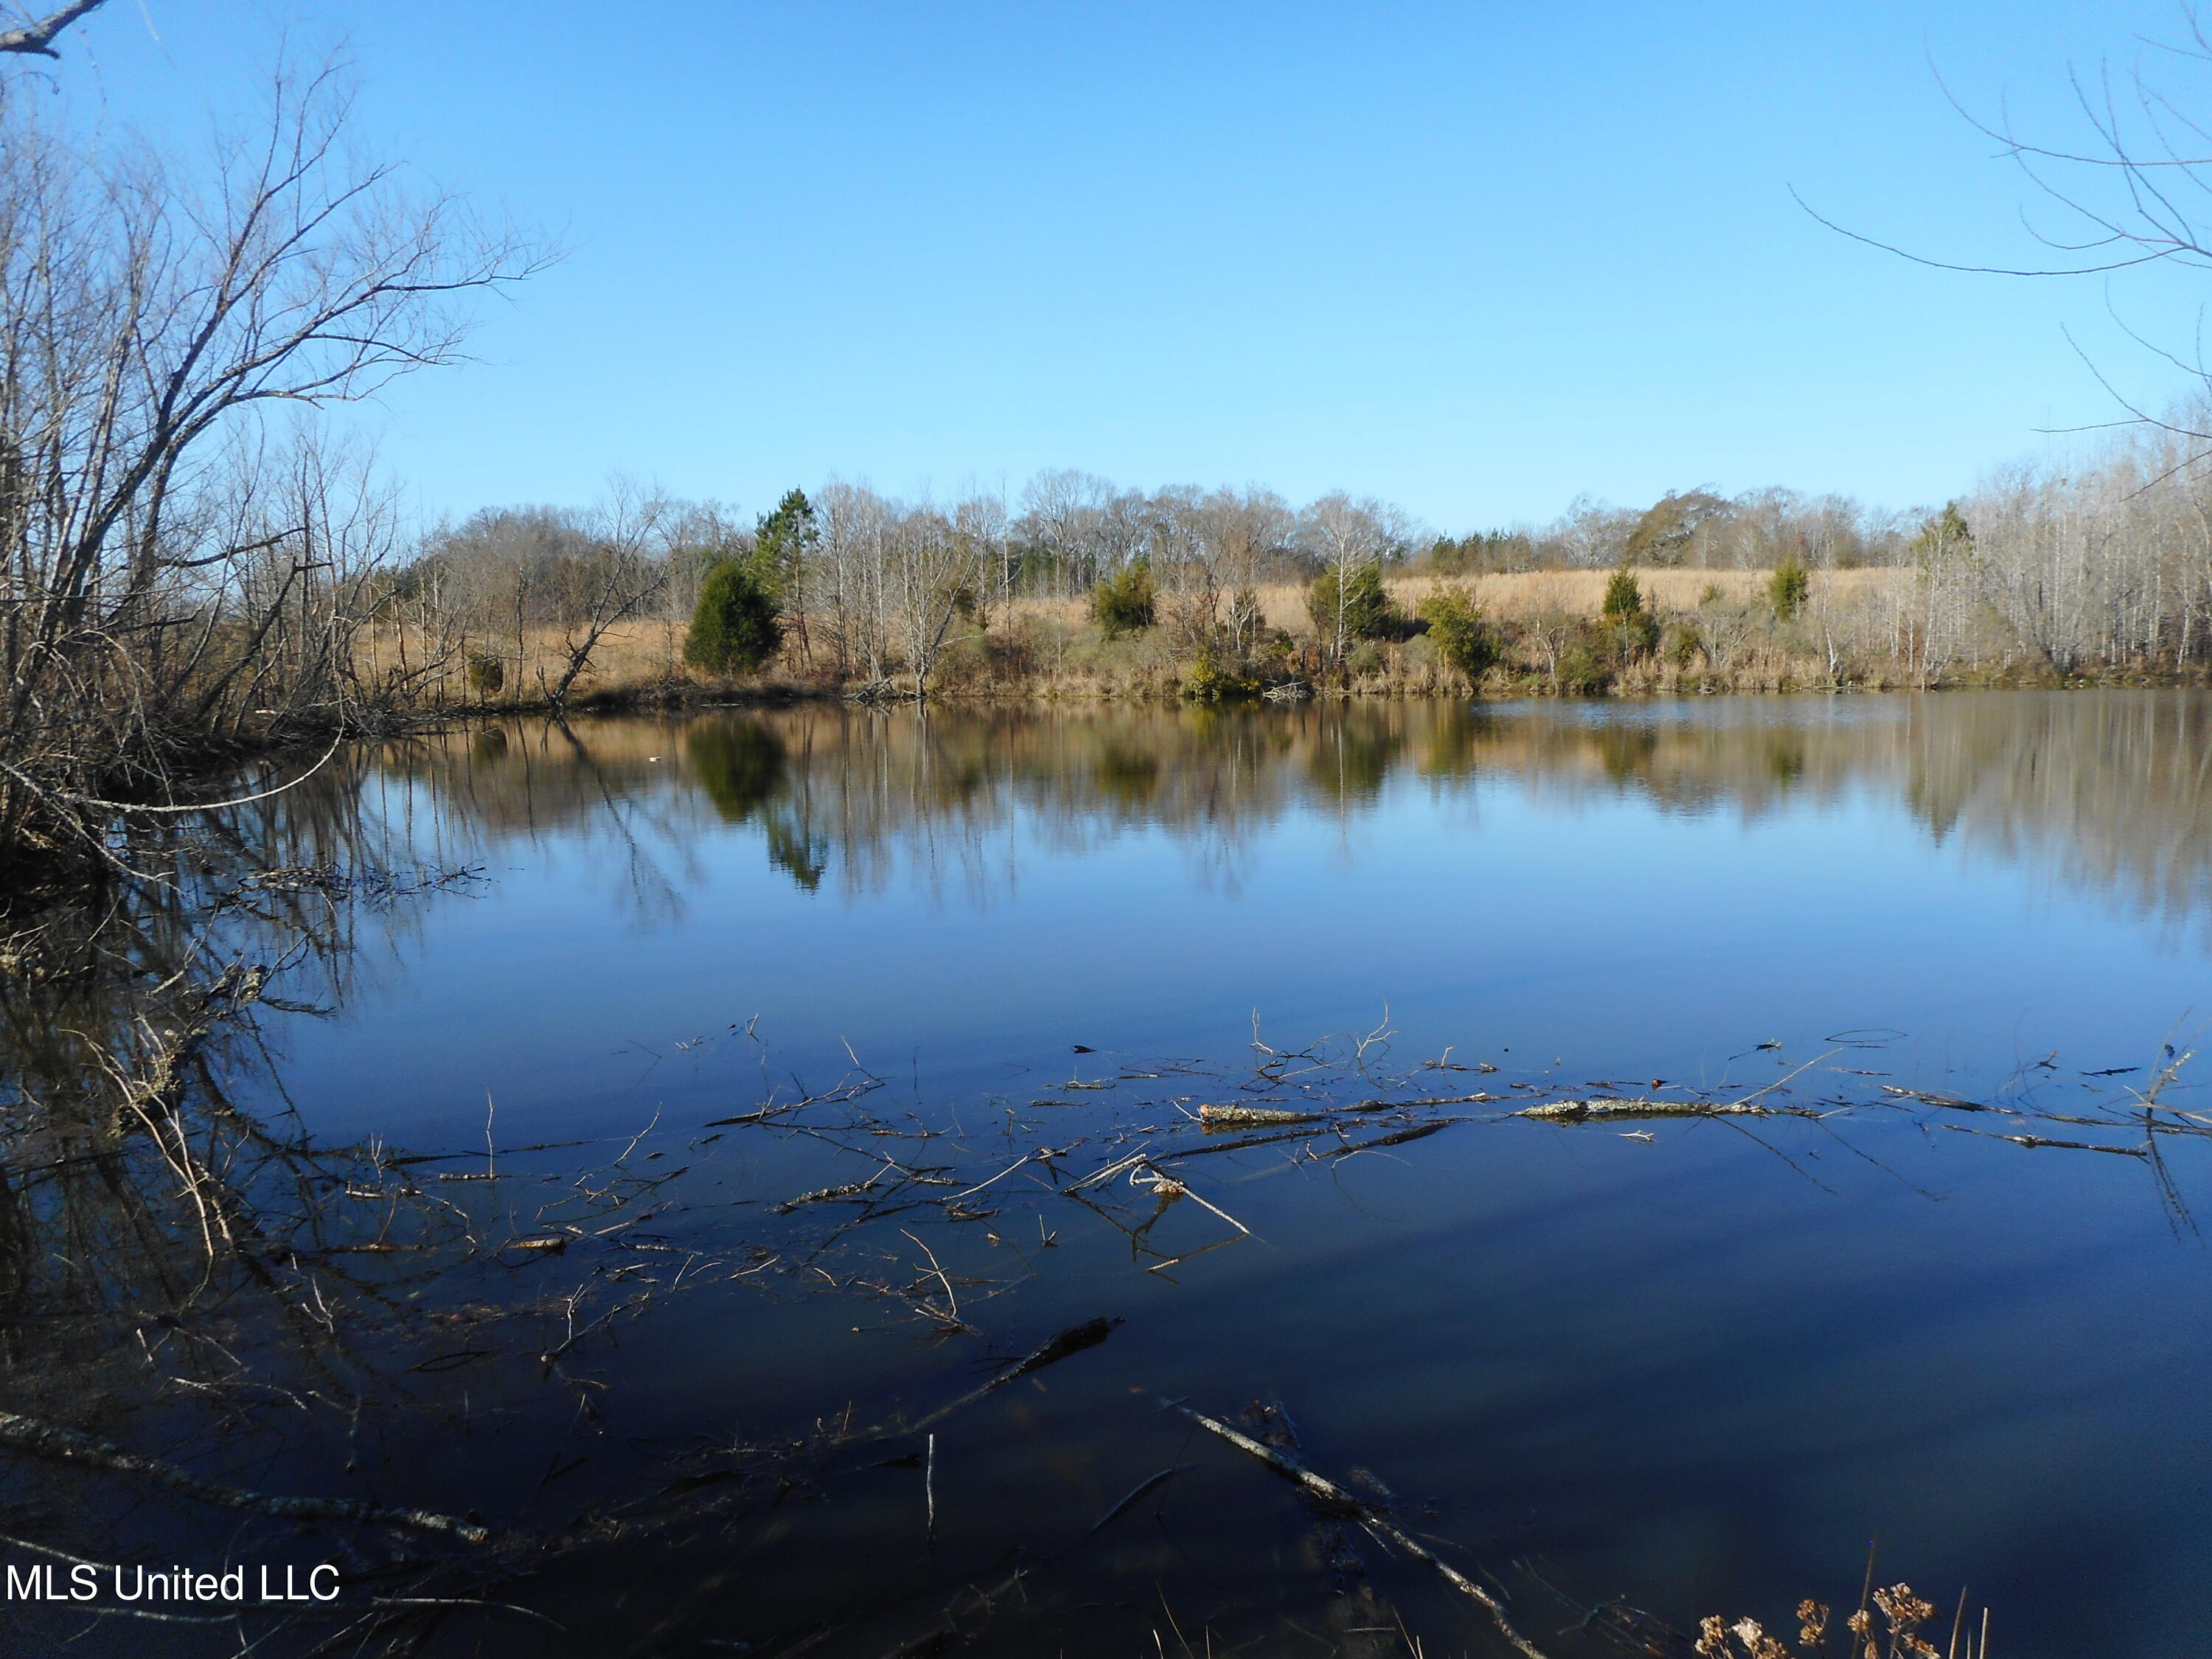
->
[6, 692, 2209, 1658]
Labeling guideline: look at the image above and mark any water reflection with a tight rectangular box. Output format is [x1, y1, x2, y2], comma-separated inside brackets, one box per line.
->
[4, 692, 2211, 1658]
[354, 693, 2212, 931]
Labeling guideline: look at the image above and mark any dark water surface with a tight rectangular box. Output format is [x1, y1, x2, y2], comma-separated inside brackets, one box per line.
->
[9, 692, 2211, 1658]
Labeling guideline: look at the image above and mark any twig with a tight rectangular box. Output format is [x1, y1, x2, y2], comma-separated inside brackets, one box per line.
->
[907, 1316, 1119, 1434]
[1168, 1402, 1549, 1659]
[1088, 1464, 1192, 1534]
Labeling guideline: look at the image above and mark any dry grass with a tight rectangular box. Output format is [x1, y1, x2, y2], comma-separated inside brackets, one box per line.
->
[352, 617, 709, 706]
[998, 568, 1907, 632]
[1397, 566, 1905, 619]
[345, 568, 1946, 709]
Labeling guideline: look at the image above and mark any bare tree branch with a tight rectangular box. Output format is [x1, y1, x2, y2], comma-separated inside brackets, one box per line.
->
[0, 0, 106, 58]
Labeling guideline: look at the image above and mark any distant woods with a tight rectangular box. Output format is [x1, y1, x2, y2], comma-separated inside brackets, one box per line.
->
[374, 432, 2212, 717]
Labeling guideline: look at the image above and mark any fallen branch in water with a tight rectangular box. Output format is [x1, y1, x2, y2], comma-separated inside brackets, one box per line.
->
[772, 1175, 883, 1214]
[906, 1315, 1121, 1434]
[1198, 1103, 1338, 1128]
[1516, 1098, 1812, 1122]
[1878, 1085, 1993, 1112]
[1937, 1124, 2148, 1156]
[0, 1410, 490, 1543]
[1088, 1464, 1192, 1534]
[1196, 1092, 1500, 1130]
[1167, 1400, 1551, 1659]
[1326, 1119, 1461, 1155]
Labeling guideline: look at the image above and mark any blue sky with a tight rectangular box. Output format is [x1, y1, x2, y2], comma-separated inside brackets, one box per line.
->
[37, 0, 2212, 531]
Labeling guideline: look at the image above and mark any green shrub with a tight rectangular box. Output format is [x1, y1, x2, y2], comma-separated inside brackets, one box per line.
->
[1090, 560, 1156, 639]
[1666, 625, 1702, 669]
[1769, 559, 1810, 619]
[1618, 613, 1662, 657]
[1417, 584, 1498, 681]
[1181, 649, 1261, 701]
[1307, 563, 1401, 646]
[1346, 639, 1388, 677]
[686, 559, 783, 674]
[466, 652, 505, 696]
[1555, 629, 1613, 694]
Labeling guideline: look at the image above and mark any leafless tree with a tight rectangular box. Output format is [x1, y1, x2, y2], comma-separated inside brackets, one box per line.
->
[537, 480, 672, 711]
[1016, 469, 1115, 594]
[1799, 4, 2212, 453]
[1197, 487, 1295, 655]
[888, 499, 983, 697]
[1299, 492, 1414, 667]
[0, 57, 545, 869]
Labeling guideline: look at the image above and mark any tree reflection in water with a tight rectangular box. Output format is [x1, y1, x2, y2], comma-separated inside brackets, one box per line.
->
[1, 692, 2208, 1657]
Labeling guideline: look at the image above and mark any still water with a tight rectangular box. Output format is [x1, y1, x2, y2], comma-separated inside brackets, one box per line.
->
[19, 692, 2212, 1656]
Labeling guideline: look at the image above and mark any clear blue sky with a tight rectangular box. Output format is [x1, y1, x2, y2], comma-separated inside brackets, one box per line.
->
[38, 0, 2212, 531]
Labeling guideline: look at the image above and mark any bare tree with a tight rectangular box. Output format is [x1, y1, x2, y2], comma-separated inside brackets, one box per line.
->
[1299, 493, 1414, 667]
[1016, 469, 1114, 594]
[1198, 487, 1294, 655]
[887, 501, 981, 698]
[1800, 4, 2212, 452]
[538, 481, 672, 711]
[0, 58, 545, 867]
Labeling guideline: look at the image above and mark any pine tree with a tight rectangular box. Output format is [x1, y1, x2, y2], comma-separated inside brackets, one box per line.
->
[1601, 561, 1646, 623]
[752, 489, 818, 598]
[1768, 558, 1811, 619]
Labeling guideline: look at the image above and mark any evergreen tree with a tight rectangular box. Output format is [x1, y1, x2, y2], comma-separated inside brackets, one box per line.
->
[1418, 584, 1497, 679]
[1768, 557, 1811, 619]
[1307, 563, 1400, 643]
[1090, 559, 1157, 638]
[1601, 561, 1660, 656]
[752, 488, 818, 597]
[1601, 561, 1646, 624]
[686, 560, 783, 673]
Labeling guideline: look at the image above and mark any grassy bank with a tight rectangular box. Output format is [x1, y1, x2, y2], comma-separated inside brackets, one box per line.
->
[369, 566, 2212, 714]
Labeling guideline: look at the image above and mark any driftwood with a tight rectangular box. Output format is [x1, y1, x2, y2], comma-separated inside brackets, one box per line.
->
[1199, 1103, 1338, 1128]
[1169, 1402, 1551, 1659]
[0, 1409, 490, 1543]
[1516, 1098, 1804, 1122]
[1879, 1085, 1994, 1112]
[1194, 1093, 1500, 1128]
[773, 1176, 882, 1214]
[1325, 1119, 1459, 1155]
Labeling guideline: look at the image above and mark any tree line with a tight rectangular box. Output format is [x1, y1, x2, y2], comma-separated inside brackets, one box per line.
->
[381, 434, 2212, 706]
